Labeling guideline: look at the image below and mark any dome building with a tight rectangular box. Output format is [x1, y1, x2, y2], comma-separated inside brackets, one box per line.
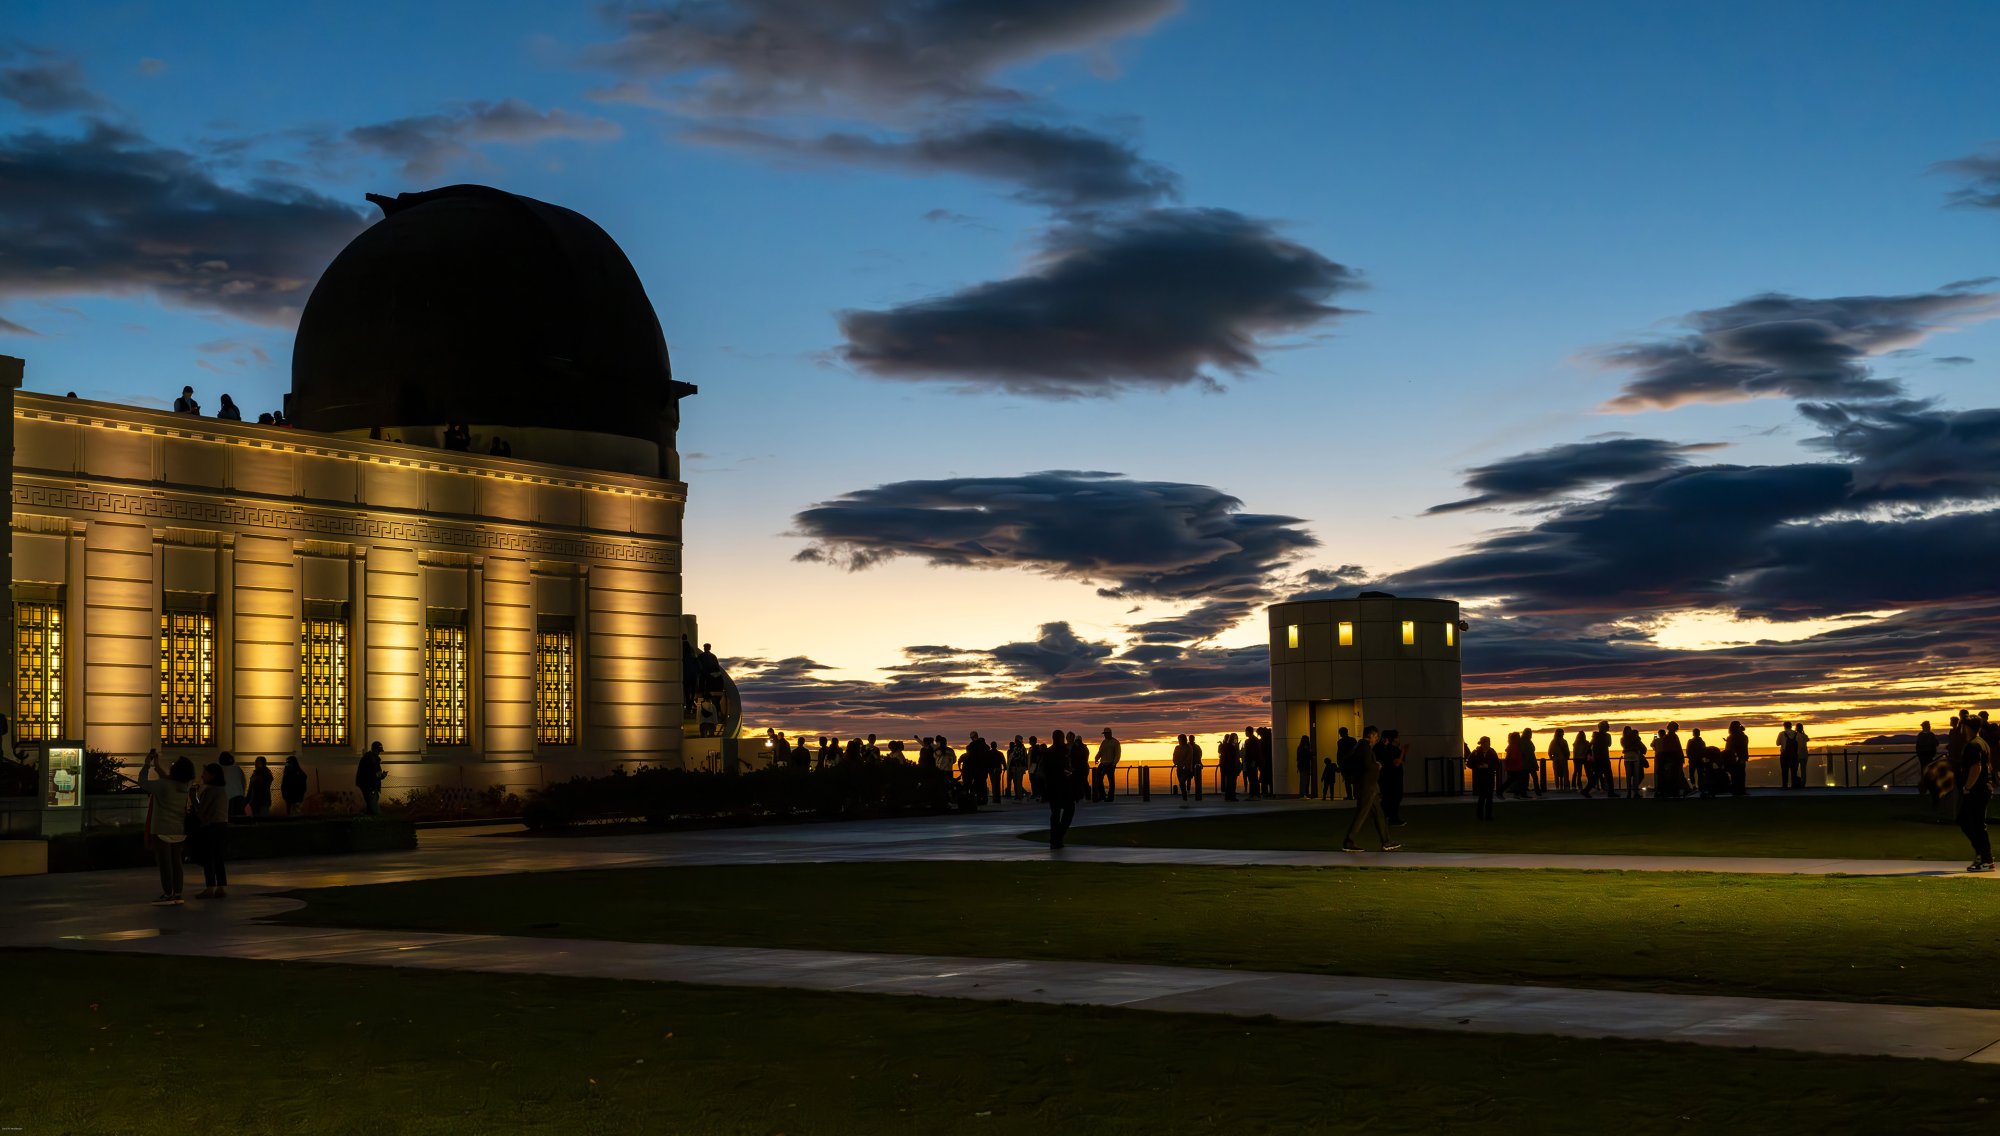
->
[0, 185, 701, 817]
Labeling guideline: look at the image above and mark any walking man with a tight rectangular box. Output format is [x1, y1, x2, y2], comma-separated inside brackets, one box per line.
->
[1953, 719, 1993, 872]
[1467, 736, 1501, 821]
[1041, 728, 1078, 850]
[1342, 726, 1401, 852]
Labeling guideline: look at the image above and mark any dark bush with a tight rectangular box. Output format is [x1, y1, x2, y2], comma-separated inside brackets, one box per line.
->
[86, 750, 132, 796]
[385, 783, 525, 822]
[46, 815, 417, 872]
[521, 760, 967, 831]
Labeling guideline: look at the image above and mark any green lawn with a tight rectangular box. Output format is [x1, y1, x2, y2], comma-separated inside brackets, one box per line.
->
[5, 949, 1997, 1135]
[1056, 792, 1968, 859]
[277, 862, 2000, 1009]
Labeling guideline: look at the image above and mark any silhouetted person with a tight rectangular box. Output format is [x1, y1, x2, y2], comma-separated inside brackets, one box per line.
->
[1501, 731, 1528, 799]
[139, 751, 193, 904]
[173, 386, 200, 415]
[1007, 736, 1029, 800]
[1042, 728, 1078, 849]
[1622, 727, 1647, 798]
[216, 393, 241, 421]
[488, 435, 512, 457]
[1467, 736, 1501, 820]
[356, 742, 388, 815]
[1549, 727, 1571, 790]
[219, 751, 246, 818]
[280, 755, 308, 815]
[1587, 722, 1614, 798]
[1916, 721, 1941, 801]
[257, 412, 274, 424]
[1242, 726, 1264, 799]
[1256, 727, 1275, 796]
[1093, 727, 1121, 802]
[1724, 721, 1750, 796]
[191, 762, 230, 898]
[1341, 726, 1399, 852]
[1953, 718, 1993, 871]
[1219, 732, 1241, 800]
[443, 422, 471, 451]
[1335, 727, 1358, 800]
[1295, 733, 1316, 799]
[1320, 754, 1338, 800]
[1523, 727, 1544, 796]
[247, 756, 272, 818]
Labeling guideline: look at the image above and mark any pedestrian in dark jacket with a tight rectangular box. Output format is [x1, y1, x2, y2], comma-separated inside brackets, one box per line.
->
[1041, 729, 1078, 849]
[192, 762, 231, 898]
[356, 742, 388, 815]
[248, 757, 273, 818]
[280, 755, 309, 815]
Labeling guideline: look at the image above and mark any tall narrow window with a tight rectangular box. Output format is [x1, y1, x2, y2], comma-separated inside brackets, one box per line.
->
[1444, 622, 1456, 647]
[301, 603, 349, 747]
[1400, 620, 1415, 646]
[425, 613, 469, 746]
[160, 601, 217, 746]
[1337, 621, 1354, 647]
[14, 595, 64, 741]
[535, 618, 576, 746]
[1285, 624, 1299, 650]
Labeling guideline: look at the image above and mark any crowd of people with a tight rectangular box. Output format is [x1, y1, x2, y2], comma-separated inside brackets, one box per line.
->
[1461, 719, 1793, 812]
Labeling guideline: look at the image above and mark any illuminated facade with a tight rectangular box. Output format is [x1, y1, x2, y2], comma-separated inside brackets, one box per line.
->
[0, 184, 695, 793]
[1267, 594, 1464, 795]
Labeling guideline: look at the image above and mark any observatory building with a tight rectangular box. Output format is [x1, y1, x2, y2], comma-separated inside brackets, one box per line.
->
[1267, 593, 1464, 794]
[1, 185, 699, 795]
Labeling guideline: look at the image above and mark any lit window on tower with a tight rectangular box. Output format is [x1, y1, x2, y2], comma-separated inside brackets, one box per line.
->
[536, 620, 576, 745]
[1337, 621, 1354, 647]
[425, 615, 469, 746]
[1401, 620, 1415, 646]
[1286, 624, 1299, 649]
[159, 604, 216, 746]
[301, 605, 349, 746]
[1445, 622, 1456, 647]
[14, 598, 64, 741]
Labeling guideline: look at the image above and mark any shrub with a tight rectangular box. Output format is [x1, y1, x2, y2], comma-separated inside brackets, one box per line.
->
[521, 760, 967, 831]
[384, 784, 525, 822]
[85, 750, 132, 796]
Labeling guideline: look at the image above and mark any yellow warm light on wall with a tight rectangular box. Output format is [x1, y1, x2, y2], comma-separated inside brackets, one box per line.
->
[1445, 622, 1456, 647]
[1401, 620, 1415, 646]
[1286, 624, 1299, 649]
[1337, 621, 1353, 647]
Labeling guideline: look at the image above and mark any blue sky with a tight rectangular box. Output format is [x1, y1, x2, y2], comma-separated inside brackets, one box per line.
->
[6, 1, 2000, 746]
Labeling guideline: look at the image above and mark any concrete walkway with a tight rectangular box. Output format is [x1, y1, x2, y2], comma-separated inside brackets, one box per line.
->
[37, 913, 2000, 1064]
[5, 798, 1996, 1063]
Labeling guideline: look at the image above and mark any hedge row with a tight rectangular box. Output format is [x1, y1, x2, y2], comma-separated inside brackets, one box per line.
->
[522, 761, 968, 830]
[47, 815, 417, 872]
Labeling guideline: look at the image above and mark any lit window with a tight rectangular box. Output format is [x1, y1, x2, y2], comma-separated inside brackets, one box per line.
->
[15, 598, 64, 741]
[301, 605, 349, 747]
[425, 614, 469, 746]
[1337, 621, 1354, 647]
[160, 602, 216, 746]
[1445, 622, 1456, 647]
[1286, 624, 1299, 649]
[536, 620, 576, 746]
[1401, 620, 1415, 646]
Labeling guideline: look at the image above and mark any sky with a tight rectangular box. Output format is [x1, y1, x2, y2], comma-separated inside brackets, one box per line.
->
[5, 0, 2000, 756]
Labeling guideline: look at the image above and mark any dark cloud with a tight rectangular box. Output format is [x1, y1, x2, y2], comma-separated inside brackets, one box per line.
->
[987, 622, 1115, 677]
[792, 469, 1318, 602]
[1800, 401, 2000, 500]
[1427, 437, 1726, 514]
[0, 121, 367, 324]
[1935, 148, 2000, 210]
[0, 47, 106, 114]
[342, 99, 622, 177]
[839, 208, 1360, 397]
[686, 119, 1176, 213]
[1735, 509, 2000, 619]
[1935, 356, 1975, 366]
[0, 314, 39, 337]
[1599, 287, 1999, 410]
[594, 0, 1181, 116]
[1126, 599, 1259, 644]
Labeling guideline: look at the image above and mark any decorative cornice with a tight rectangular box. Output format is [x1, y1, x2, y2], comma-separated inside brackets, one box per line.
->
[13, 481, 680, 569]
[13, 391, 687, 502]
